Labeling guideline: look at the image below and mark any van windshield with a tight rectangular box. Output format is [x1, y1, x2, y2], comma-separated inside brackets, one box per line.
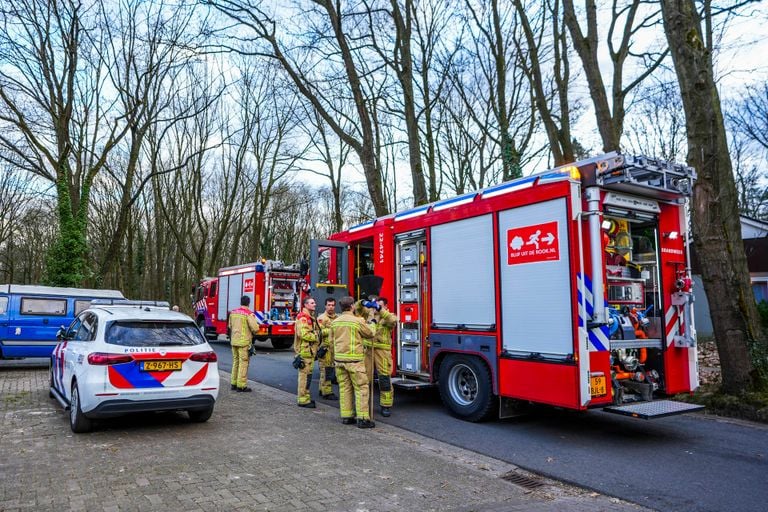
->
[105, 321, 206, 347]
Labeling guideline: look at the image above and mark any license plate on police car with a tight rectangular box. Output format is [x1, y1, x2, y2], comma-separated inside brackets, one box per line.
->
[590, 375, 607, 397]
[142, 360, 182, 371]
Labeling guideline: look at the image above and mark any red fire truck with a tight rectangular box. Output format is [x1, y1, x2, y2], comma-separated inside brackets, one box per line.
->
[309, 152, 704, 421]
[192, 260, 308, 349]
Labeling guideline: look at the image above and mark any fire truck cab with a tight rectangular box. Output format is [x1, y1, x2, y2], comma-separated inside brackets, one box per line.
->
[309, 152, 704, 421]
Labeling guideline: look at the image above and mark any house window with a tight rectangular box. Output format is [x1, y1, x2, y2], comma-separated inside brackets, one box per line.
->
[753, 280, 768, 304]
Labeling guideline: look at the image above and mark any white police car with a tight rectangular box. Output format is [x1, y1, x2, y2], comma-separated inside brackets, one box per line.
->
[49, 300, 219, 433]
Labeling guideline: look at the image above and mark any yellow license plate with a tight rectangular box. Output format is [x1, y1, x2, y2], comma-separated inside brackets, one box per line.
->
[590, 375, 607, 397]
[142, 360, 182, 371]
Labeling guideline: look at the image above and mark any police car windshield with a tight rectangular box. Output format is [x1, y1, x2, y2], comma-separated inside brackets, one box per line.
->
[105, 321, 206, 346]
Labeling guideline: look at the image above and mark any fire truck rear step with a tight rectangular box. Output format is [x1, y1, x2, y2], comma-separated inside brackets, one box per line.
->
[603, 400, 704, 419]
[392, 378, 434, 391]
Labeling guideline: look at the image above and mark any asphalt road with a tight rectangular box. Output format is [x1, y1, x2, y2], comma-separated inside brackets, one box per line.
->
[212, 339, 768, 512]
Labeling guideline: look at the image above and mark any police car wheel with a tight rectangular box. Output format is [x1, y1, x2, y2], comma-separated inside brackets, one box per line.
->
[188, 406, 214, 423]
[69, 382, 93, 434]
[438, 354, 496, 422]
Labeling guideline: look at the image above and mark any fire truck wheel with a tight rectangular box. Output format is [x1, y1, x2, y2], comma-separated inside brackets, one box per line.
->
[438, 354, 496, 422]
[271, 337, 293, 350]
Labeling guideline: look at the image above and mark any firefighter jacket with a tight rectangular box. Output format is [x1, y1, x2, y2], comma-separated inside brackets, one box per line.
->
[317, 311, 338, 348]
[331, 311, 375, 362]
[228, 306, 261, 347]
[317, 311, 339, 347]
[293, 311, 319, 358]
[363, 308, 397, 350]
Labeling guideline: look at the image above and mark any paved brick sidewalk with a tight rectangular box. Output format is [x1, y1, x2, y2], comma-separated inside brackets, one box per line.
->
[0, 364, 646, 511]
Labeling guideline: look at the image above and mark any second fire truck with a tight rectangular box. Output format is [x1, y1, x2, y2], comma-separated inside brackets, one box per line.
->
[193, 260, 308, 349]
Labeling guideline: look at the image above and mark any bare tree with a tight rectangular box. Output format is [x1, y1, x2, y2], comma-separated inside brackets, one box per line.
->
[438, 81, 498, 194]
[0, 0, 209, 286]
[206, 0, 389, 216]
[94, 0, 209, 282]
[729, 131, 768, 221]
[0, 0, 130, 285]
[623, 79, 687, 161]
[299, 107, 352, 233]
[662, 0, 766, 393]
[365, 0, 435, 205]
[729, 82, 768, 155]
[562, 0, 668, 152]
[728, 84, 768, 220]
[412, 0, 458, 201]
[0, 166, 38, 281]
[465, 0, 537, 180]
[514, 0, 577, 165]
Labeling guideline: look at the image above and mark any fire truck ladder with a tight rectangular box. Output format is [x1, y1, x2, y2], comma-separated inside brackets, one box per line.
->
[586, 152, 697, 200]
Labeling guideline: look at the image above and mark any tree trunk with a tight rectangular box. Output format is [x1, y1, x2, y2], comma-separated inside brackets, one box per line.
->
[661, 0, 765, 393]
[391, 0, 428, 206]
[44, 164, 88, 287]
[562, 0, 620, 152]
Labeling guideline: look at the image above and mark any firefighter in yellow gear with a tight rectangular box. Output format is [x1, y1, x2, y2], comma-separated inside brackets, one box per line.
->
[293, 296, 319, 408]
[362, 297, 398, 417]
[331, 296, 376, 428]
[316, 297, 338, 400]
[228, 295, 261, 392]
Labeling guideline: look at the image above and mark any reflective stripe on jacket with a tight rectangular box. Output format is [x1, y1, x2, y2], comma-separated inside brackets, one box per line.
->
[228, 307, 260, 347]
[293, 311, 318, 358]
[331, 311, 375, 362]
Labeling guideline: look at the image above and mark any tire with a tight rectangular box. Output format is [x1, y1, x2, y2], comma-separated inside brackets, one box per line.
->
[188, 406, 214, 423]
[69, 382, 93, 433]
[270, 337, 293, 350]
[49, 366, 55, 399]
[438, 354, 497, 422]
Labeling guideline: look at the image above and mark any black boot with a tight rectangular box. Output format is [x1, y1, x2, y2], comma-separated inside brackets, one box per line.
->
[321, 393, 339, 401]
[237, 386, 253, 392]
[231, 384, 237, 390]
[380, 406, 391, 417]
[298, 400, 316, 408]
[341, 417, 356, 425]
[357, 419, 375, 429]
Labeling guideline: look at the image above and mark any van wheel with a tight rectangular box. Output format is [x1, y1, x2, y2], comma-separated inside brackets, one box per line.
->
[271, 337, 292, 350]
[188, 406, 214, 423]
[70, 382, 93, 433]
[438, 354, 497, 422]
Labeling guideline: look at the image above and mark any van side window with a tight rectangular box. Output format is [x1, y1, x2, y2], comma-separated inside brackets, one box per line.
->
[74, 300, 92, 316]
[20, 298, 67, 316]
[0, 297, 8, 314]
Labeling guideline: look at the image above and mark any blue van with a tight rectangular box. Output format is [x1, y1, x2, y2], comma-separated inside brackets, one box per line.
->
[0, 284, 124, 358]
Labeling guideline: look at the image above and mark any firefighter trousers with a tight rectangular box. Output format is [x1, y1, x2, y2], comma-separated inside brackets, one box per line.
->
[318, 350, 335, 396]
[297, 356, 314, 405]
[231, 345, 250, 388]
[336, 361, 370, 420]
[365, 347, 394, 407]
